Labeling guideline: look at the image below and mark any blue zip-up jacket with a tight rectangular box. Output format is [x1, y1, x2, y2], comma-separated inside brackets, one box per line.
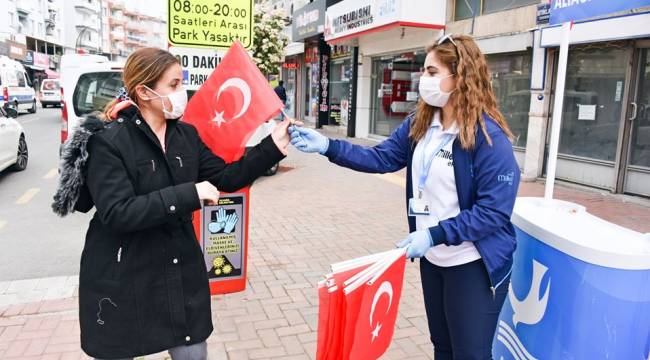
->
[324, 112, 520, 291]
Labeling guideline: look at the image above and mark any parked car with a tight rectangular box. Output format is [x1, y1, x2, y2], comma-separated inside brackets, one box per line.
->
[0, 55, 37, 114]
[0, 106, 28, 172]
[60, 53, 123, 144]
[40, 79, 62, 108]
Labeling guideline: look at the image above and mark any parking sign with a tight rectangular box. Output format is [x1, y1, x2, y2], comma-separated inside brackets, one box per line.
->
[168, 0, 254, 49]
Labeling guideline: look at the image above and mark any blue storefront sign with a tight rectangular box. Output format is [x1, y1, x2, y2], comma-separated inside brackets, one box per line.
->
[550, 0, 650, 25]
[493, 198, 650, 360]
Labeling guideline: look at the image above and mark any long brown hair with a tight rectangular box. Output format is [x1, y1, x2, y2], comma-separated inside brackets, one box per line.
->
[409, 34, 513, 149]
[103, 47, 179, 120]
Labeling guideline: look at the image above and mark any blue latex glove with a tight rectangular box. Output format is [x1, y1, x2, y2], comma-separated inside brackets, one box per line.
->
[289, 126, 329, 154]
[396, 229, 434, 259]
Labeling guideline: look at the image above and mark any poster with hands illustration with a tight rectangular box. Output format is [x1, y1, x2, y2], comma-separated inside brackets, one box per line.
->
[201, 194, 246, 280]
[208, 207, 239, 234]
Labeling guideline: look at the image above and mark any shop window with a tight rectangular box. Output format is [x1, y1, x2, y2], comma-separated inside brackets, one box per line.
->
[482, 0, 539, 14]
[486, 51, 532, 148]
[370, 51, 426, 136]
[454, 0, 480, 21]
[455, 0, 538, 20]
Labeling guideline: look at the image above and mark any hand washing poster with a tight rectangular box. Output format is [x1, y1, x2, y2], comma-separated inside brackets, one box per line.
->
[201, 194, 246, 281]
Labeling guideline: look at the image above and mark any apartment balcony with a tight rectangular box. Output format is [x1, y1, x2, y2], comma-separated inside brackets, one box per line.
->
[75, 0, 101, 14]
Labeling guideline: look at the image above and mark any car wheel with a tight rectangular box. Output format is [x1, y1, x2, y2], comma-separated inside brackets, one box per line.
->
[264, 163, 279, 176]
[10, 135, 28, 171]
[28, 99, 37, 113]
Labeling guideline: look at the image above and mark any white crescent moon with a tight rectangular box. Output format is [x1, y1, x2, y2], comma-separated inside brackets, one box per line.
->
[216, 77, 251, 120]
[369, 281, 393, 326]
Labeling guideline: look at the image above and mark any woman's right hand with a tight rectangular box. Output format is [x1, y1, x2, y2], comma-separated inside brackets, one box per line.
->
[195, 181, 220, 205]
[289, 126, 329, 154]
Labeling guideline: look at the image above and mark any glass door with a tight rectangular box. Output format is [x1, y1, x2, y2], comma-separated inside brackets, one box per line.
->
[546, 43, 631, 190]
[623, 46, 650, 196]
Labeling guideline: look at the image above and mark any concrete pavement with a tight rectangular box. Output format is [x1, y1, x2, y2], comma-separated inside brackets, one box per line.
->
[1, 130, 649, 359]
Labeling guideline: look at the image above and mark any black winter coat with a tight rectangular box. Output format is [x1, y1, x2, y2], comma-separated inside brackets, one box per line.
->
[76, 106, 284, 358]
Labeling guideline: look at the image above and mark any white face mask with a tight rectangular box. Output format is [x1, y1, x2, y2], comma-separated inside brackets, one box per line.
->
[144, 85, 188, 119]
[418, 74, 454, 107]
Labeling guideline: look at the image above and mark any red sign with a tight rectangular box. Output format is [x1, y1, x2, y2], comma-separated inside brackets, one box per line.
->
[282, 62, 299, 69]
[33, 52, 50, 68]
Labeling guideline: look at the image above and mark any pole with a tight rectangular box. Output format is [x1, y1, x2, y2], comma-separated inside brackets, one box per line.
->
[544, 21, 571, 200]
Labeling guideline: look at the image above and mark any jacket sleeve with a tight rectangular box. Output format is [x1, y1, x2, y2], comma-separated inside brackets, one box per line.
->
[428, 130, 520, 246]
[86, 135, 201, 233]
[323, 116, 411, 173]
[197, 134, 286, 193]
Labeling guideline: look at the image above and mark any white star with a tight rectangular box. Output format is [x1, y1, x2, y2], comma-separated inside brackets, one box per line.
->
[371, 323, 382, 342]
[212, 110, 226, 127]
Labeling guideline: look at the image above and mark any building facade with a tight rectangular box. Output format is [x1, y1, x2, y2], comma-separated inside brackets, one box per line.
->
[102, 1, 166, 61]
[0, 0, 66, 86]
[285, 0, 650, 197]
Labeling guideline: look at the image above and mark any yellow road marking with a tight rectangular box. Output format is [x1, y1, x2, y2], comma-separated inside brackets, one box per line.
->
[43, 168, 58, 179]
[16, 188, 40, 204]
[373, 173, 406, 188]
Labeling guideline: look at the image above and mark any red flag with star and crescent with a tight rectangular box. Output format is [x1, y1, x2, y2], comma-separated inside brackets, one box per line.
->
[317, 249, 406, 360]
[348, 253, 406, 359]
[183, 41, 284, 163]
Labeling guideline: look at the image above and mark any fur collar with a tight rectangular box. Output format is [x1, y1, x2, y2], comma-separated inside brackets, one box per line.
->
[51, 114, 107, 216]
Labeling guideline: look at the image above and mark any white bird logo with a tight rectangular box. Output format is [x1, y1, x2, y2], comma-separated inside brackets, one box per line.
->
[212, 77, 251, 127]
[369, 281, 393, 342]
[509, 260, 550, 327]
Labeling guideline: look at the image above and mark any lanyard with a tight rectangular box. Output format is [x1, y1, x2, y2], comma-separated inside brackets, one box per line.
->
[418, 128, 455, 198]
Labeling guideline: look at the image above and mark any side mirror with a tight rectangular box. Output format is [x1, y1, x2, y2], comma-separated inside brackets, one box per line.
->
[5, 107, 19, 118]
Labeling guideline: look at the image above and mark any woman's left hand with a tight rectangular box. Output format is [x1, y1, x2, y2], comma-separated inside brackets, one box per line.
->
[271, 116, 303, 155]
[396, 229, 434, 258]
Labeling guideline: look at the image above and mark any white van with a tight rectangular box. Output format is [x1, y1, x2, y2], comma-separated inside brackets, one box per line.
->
[60, 54, 123, 143]
[0, 56, 37, 114]
[40, 79, 62, 108]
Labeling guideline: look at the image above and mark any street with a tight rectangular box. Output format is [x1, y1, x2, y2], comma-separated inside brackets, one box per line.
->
[0, 108, 91, 281]
[1, 109, 649, 359]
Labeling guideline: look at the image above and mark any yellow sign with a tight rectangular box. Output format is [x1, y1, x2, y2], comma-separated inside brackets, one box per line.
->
[168, 0, 254, 49]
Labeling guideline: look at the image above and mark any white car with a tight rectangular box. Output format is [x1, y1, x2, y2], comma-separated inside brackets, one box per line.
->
[0, 55, 37, 114]
[40, 79, 62, 108]
[60, 54, 279, 175]
[0, 106, 28, 172]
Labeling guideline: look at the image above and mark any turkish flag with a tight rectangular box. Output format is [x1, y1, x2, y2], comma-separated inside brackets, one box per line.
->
[348, 253, 406, 359]
[316, 249, 406, 360]
[183, 41, 284, 163]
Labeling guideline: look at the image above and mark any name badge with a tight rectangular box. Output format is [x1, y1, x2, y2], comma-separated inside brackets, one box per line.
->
[408, 198, 431, 216]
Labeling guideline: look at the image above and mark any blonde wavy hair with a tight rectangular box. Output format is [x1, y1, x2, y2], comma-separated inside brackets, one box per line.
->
[409, 34, 513, 149]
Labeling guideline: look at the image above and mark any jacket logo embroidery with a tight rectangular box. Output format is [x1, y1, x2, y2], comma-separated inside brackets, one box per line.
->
[96, 297, 118, 325]
[497, 171, 515, 186]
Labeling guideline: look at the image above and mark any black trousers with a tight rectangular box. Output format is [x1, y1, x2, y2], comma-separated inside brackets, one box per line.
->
[420, 258, 509, 360]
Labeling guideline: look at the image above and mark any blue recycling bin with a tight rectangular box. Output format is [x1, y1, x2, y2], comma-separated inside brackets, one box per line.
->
[493, 197, 650, 360]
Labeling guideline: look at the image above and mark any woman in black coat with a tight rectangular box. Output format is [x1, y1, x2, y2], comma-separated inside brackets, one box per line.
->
[53, 48, 293, 359]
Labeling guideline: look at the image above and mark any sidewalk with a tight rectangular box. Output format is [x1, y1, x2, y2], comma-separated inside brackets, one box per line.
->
[1, 136, 649, 359]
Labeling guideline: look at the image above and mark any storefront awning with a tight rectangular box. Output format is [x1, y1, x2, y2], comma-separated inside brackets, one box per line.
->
[24, 64, 47, 71]
[284, 42, 305, 57]
[45, 69, 59, 79]
[324, 0, 445, 44]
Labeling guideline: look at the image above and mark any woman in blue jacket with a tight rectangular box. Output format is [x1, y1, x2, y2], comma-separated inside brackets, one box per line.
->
[289, 34, 520, 359]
